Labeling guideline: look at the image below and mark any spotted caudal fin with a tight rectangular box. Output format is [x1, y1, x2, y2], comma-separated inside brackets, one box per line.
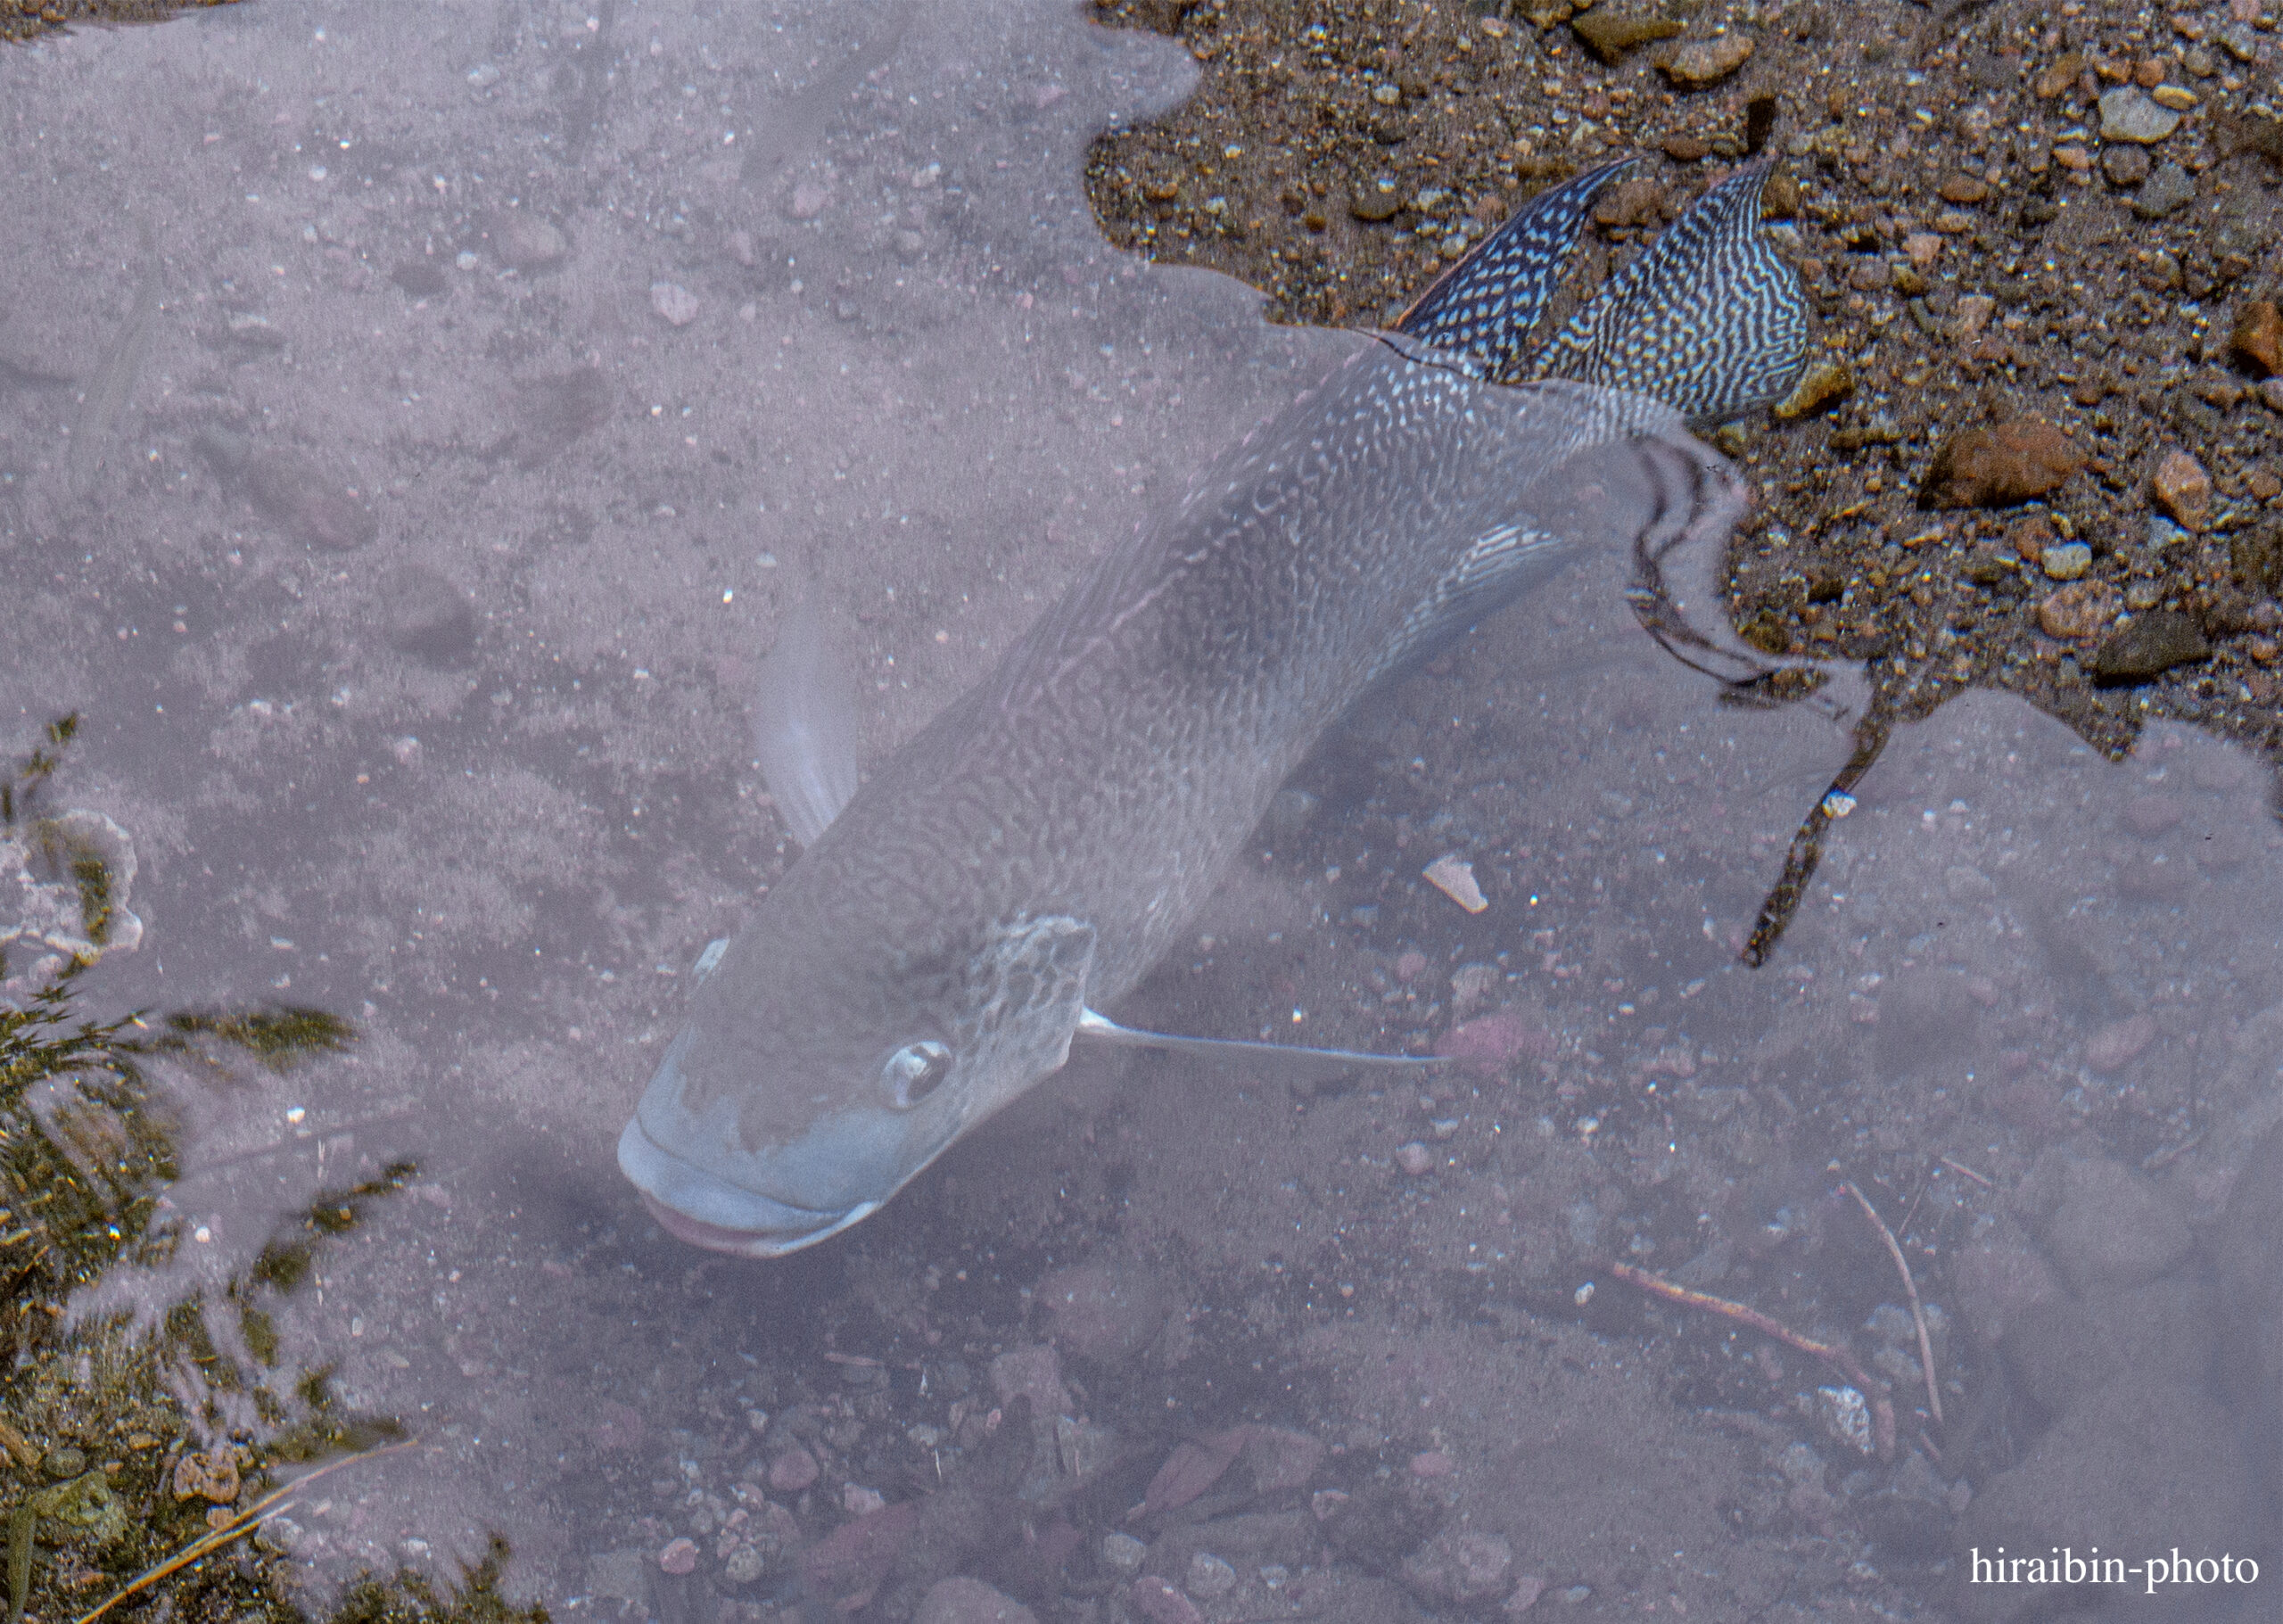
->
[1392, 158, 1637, 375]
[1535, 158, 1808, 425]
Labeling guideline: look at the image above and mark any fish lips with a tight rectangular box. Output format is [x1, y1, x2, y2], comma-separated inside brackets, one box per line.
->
[617, 1117, 878, 1257]
[617, 1028, 926, 1257]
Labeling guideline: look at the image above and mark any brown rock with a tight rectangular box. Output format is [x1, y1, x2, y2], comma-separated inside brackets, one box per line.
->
[1572, 9, 1682, 62]
[2232, 300, 2283, 377]
[768, 1447, 820, 1492]
[2091, 610, 2211, 683]
[1661, 133, 1710, 161]
[2085, 1013, 2157, 1072]
[2038, 580, 2122, 639]
[2149, 448, 2213, 530]
[1937, 173, 1991, 204]
[1760, 169, 1801, 217]
[918, 1578, 1041, 1624]
[1592, 176, 1668, 228]
[2033, 52, 2085, 97]
[243, 447, 382, 550]
[1657, 33, 1753, 88]
[1128, 1579, 1205, 1624]
[171, 1449, 241, 1504]
[1920, 419, 2083, 509]
[2004, 513, 2053, 564]
[1773, 359, 1852, 420]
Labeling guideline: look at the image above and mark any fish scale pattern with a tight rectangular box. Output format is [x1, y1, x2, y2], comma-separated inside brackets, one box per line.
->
[1531, 160, 1809, 424]
[1391, 158, 1636, 370]
[1393, 155, 1808, 427]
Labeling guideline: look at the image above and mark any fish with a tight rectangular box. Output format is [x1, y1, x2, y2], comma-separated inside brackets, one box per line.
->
[619, 158, 1809, 1256]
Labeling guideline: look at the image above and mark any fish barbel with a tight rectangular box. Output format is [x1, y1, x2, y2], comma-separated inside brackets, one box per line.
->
[620, 158, 1808, 1255]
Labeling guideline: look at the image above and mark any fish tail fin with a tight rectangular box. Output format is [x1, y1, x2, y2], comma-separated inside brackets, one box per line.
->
[1534, 157, 1808, 425]
[1391, 157, 1638, 375]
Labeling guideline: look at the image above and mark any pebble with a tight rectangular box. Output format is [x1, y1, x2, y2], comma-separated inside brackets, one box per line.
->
[788, 181, 831, 218]
[1952, 1232, 2063, 1345]
[2030, 1150, 2192, 1290]
[659, 1537, 699, 1575]
[2037, 580, 2119, 639]
[767, 1447, 820, 1492]
[1935, 173, 1990, 204]
[2084, 1012, 2157, 1071]
[2040, 540, 2091, 581]
[2131, 161, 2195, 218]
[1952, 294, 1997, 342]
[170, 1449, 241, 1504]
[1436, 1010, 1556, 1075]
[2099, 144, 2150, 186]
[1349, 177, 1402, 221]
[1919, 419, 2083, 508]
[239, 446, 381, 550]
[382, 566, 480, 666]
[1128, 1577, 1205, 1624]
[990, 1342, 1075, 1419]
[1395, 1142, 1434, 1175]
[1185, 1553, 1239, 1599]
[649, 281, 701, 326]
[2231, 300, 2282, 376]
[917, 1577, 1039, 1624]
[1506, 1575, 1549, 1613]
[1404, 1530, 1515, 1604]
[1902, 232, 1942, 270]
[2149, 448, 2212, 531]
[1101, 1532, 1148, 1573]
[724, 1545, 766, 1584]
[2033, 53, 2084, 98]
[1422, 853, 1488, 911]
[1656, 34, 1752, 87]
[2098, 87, 2180, 143]
[1037, 1258, 1170, 1361]
[1572, 11, 1682, 62]
[490, 210, 567, 273]
[2091, 610, 2211, 683]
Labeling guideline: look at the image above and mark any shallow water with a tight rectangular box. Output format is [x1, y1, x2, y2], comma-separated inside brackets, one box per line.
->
[2, 3, 2279, 1622]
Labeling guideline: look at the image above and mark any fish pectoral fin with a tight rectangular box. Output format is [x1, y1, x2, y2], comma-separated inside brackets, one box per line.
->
[1076, 1008, 1440, 1084]
[751, 606, 864, 846]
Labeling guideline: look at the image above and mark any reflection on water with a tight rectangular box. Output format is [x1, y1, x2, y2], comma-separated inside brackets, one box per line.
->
[1, 2, 2279, 1622]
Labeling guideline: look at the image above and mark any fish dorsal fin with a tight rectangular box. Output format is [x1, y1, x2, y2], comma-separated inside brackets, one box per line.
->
[1393, 158, 1638, 376]
[1076, 1007, 1442, 1084]
[1534, 158, 1808, 425]
[750, 608, 863, 845]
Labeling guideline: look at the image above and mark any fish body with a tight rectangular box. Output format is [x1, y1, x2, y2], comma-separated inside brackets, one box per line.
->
[621, 159, 1807, 1256]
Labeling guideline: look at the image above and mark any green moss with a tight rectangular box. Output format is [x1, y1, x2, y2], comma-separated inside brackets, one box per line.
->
[0, 723, 525, 1624]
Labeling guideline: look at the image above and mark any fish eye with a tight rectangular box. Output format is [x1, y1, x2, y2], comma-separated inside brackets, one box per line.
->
[881, 1040, 952, 1109]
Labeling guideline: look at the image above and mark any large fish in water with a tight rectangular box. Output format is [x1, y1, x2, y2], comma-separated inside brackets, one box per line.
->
[619, 158, 1809, 1256]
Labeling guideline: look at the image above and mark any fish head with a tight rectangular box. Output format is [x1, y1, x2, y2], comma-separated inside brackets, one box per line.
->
[620, 907, 1097, 1257]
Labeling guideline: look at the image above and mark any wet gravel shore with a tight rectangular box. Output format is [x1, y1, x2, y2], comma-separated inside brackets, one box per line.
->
[1085, 0, 2283, 768]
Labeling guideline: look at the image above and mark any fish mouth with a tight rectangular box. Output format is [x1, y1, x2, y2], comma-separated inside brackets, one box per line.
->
[617, 1117, 878, 1258]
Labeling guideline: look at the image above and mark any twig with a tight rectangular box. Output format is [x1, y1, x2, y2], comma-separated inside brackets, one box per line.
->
[1608, 1261, 1895, 1458]
[1843, 1181, 1943, 1430]
[1937, 1155, 1992, 1188]
[70, 1440, 414, 1624]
